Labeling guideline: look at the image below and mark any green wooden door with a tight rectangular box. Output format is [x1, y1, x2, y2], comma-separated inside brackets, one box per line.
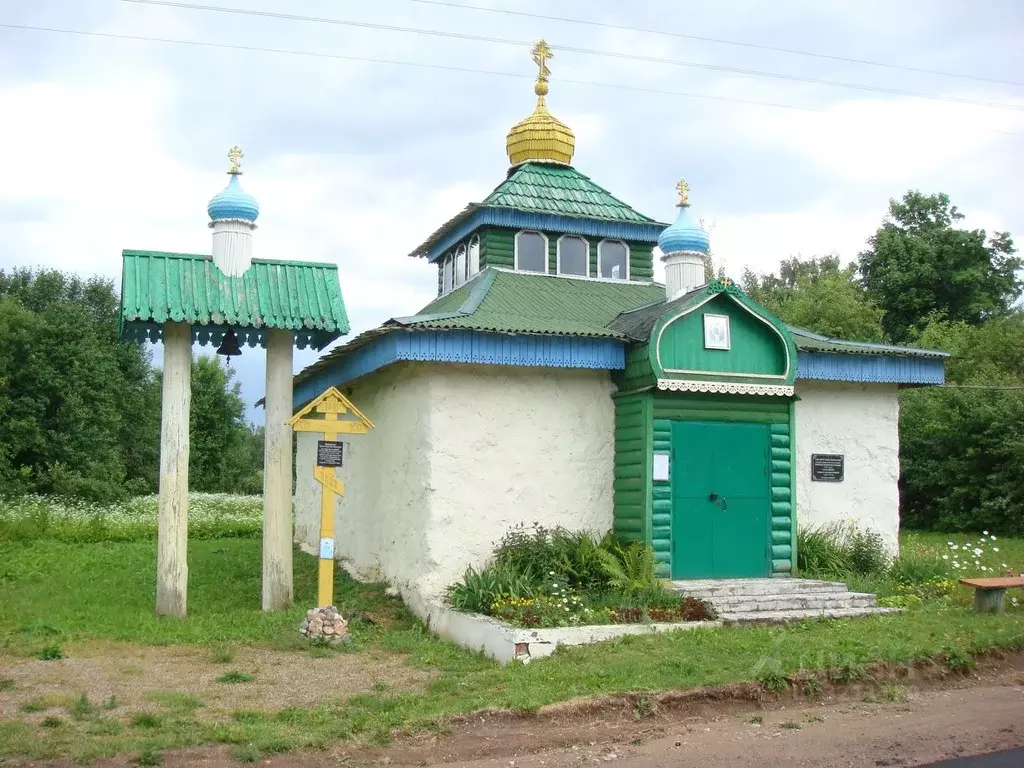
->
[670, 421, 770, 579]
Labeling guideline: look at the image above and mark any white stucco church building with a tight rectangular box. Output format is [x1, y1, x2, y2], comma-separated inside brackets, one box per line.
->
[291, 47, 947, 618]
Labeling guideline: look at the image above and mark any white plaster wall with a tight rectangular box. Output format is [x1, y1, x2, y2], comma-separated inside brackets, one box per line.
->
[794, 380, 901, 555]
[293, 362, 616, 608]
[294, 363, 434, 593]
[420, 364, 616, 598]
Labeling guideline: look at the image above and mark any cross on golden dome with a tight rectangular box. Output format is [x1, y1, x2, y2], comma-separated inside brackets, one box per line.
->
[676, 179, 690, 206]
[228, 145, 244, 175]
[532, 40, 552, 96]
[505, 40, 576, 166]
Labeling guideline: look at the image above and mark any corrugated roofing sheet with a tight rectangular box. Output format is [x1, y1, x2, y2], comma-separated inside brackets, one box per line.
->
[120, 249, 349, 335]
[787, 326, 948, 358]
[396, 268, 666, 338]
[483, 163, 658, 223]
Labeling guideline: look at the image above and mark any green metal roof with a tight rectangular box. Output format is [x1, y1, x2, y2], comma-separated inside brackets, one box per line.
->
[483, 163, 658, 223]
[409, 163, 665, 259]
[392, 268, 666, 338]
[610, 282, 948, 358]
[119, 250, 349, 349]
[786, 326, 948, 358]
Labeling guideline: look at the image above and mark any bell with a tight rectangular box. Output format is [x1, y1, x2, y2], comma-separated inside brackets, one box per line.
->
[215, 328, 243, 364]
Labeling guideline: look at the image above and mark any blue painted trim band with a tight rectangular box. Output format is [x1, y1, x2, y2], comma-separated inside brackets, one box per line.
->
[293, 330, 626, 408]
[796, 351, 945, 384]
[426, 208, 666, 262]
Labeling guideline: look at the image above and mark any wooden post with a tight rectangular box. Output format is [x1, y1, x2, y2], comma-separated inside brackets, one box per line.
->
[262, 328, 294, 611]
[973, 588, 1006, 614]
[156, 322, 191, 617]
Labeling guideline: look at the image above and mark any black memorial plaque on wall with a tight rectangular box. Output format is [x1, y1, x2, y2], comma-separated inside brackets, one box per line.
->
[811, 453, 844, 482]
[316, 440, 344, 468]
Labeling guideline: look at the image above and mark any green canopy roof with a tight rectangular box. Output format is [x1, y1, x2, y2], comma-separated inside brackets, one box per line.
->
[483, 163, 658, 223]
[409, 163, 666, 259]
[119, 250, 349, 350]
[392, 268, 666, 338]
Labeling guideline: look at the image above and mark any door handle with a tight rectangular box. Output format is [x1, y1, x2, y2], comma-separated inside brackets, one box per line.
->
[708, 492, 719, 501]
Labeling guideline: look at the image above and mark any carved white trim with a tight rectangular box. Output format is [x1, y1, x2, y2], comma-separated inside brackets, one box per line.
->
[656, 379, 795, 396]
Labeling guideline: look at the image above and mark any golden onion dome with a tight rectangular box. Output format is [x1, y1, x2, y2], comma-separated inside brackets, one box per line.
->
[506, 41, 575, 166]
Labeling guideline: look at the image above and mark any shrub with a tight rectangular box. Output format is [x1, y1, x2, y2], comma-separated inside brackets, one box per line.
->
[490, 524, 617, 590]
[446, 563, 535, 614]
[797, 524, 851, 576]
[889, 548, 950, 585]
[596, 541, 658, 597]
[798, 522, 890, 577]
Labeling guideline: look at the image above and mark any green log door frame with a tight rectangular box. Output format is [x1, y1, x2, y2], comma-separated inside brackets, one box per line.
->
[650, 279, 798, 391]
[613, 390, 794, 579]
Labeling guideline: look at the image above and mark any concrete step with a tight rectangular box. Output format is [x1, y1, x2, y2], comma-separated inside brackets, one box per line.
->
[708, 592, 878, 613]
[718, 606, 901, 624]
[670, 578, 848, 598]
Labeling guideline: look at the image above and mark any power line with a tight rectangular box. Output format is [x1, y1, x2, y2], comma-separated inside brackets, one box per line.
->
[120, 0, 1024, 113]
[402, 0, 1024, 89]
[0, 23, 822, 112]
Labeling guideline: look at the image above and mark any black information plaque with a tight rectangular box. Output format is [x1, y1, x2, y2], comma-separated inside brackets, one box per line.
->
[316, 440, 344, 468]
[811, 453, 844, 482]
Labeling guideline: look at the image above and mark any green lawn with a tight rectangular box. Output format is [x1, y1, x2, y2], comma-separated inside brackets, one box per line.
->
[1, 533, 1023, 762]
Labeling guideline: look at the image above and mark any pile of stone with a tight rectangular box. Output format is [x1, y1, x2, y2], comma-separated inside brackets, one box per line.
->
[300, 606, 350, 644]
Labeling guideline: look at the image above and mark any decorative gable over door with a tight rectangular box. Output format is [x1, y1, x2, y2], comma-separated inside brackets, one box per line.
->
[649, 279, 797, 396]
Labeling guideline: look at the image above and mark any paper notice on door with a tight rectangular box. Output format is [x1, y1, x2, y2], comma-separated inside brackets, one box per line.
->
[653, 452, 670, 481]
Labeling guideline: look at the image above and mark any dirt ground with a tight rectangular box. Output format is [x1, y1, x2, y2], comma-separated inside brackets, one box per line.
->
[5, 652, 1024, 767]
[0, 641, 432, 720]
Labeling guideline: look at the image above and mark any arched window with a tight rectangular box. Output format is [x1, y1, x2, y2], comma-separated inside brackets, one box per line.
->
[598, 240, 629, 280]
[454, 245, 467, 287]
[442, 254, 453, 294]
[558, 235, 589, 277]
[468, 236, 481, 277]
[515, 231, 548, 273]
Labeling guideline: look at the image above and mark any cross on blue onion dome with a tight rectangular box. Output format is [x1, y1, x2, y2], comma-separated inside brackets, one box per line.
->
[207, 146, 259, 223]
[657, 179, 709, 255]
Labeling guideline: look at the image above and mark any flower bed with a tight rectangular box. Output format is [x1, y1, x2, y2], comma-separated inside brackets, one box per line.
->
[446, 524, 717, 629]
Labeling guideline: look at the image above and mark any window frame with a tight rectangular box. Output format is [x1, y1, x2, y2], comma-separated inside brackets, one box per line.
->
[442, 254, 454, 294]
[597, 239, 630, 281]
[556, 234, 590, 278]
[468, 235, 481, 277]
[514, 230, 550, 274]
[454, 244, 467, 287]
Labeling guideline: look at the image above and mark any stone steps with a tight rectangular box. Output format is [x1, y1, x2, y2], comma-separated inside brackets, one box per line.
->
[670, 578, 898, 624]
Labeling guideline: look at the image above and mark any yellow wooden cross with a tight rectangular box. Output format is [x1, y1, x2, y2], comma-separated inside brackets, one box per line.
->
[288, 387, 374, 608]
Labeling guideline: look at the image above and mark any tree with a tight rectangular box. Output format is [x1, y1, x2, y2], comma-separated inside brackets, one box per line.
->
[187, 355, 260, 494]
[858, 191, 1021, 342]
[899, 314, 1024, 535]
[742, 255, 885, 342]
[0, 269, 159, 501]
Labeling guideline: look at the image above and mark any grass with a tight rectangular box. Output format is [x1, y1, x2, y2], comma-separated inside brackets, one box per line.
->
[0, 493, 262, 542]
[215, 672, 254, 684]
[0, 528, 1023, 761]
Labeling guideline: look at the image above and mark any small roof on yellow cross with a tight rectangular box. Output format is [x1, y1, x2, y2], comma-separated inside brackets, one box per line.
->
[287, 386, 375, 434]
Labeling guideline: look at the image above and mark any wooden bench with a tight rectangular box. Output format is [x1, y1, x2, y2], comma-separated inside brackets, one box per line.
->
[959, 577, 1024, 613]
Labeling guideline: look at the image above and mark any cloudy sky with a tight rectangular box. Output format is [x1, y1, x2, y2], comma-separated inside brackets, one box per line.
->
[2, 0, 1022, 420]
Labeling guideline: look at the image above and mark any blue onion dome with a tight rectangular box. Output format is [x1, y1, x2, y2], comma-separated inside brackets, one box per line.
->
[658, 179, 709, 255]
[207, 146, 259, 222]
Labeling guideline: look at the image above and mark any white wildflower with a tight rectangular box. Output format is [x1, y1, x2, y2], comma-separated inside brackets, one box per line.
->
[983, 530, 989, 535]
[942, 554, 949, 560]
[993, 547, 999, 552]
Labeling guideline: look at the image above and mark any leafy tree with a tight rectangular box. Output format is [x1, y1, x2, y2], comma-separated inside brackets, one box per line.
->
[0, 269, 158, 500]
[858, 192, 1021, 342]
[899, 314, 1024, 535]
[743, 255, 885, 341]
[187, 355, 260, 494]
